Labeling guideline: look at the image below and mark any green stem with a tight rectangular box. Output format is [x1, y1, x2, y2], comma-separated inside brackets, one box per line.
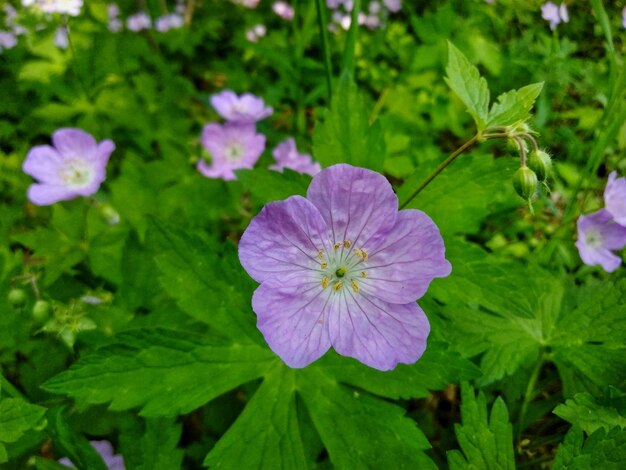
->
[315, 0, 333, 103]
[399, 135, 478, 209]
[184, 0, 196, 25]
[518, 352, 545, 439]
[64, 19, 91, 102]
[341, 0, 361, 75]
[590, 0, 617, 88]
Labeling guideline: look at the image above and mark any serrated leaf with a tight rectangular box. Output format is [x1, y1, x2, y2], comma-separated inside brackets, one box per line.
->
[299, 367, 436, 469]
[487, 82, 544, 127]
[554, 390, 626, 434]
[204, 365, 307, 469]
[120, 417, 184, 470]
[42, 329, 276, 417]
[396, 153, 517, 236]
[312, 72, 385, 171]
[444, 42, 490, 130]
[0, 397, 46, 463]
[447, 383, 515, 470]
[235, 168, 310, 205]
[47, 407, 108, 470]
[553, 426, 626, 469]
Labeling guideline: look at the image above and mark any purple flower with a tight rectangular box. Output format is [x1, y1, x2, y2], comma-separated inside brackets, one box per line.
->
[126, 12, 151, 32]
[623, 7, 626, 29]
[383, 0, 401, 13]
[238, 164, 451, 370]
[270, 138, 321, 176]
[605, 171, 626, 226]
[541, 2, 568, 30]
[245, 24, 267, 42]
[576, 209, 626, 273]
[23, 128, 114, 206]
[272, 1, 294, 21]
[210, 90, 273, 123]
[59, 440, 125, 469]
[54, 27, 69, 49]
[155, 13, 184, 32]
[0, 31, 17, 51]
[198, 123, 265, 181]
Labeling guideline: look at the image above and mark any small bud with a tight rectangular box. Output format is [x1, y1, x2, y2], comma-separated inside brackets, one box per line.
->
[32, 300, 50, 322]
[513, 166, 538, 200]
[527, 150, 552, 182]
[8, 288, 26, 306]
[98, 204, 120, 225]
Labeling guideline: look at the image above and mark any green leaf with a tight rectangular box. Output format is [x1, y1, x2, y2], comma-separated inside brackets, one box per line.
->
[148, 221, 263, 344]
[487, 82, 544, 127]
[447, 383, 515, 470]
[34, 457, 71, 470]
[204, 365, 307, 469]
[300, 367, 436, 469]
[553, 426, 626, 469]
[312, 72, 386, 171]
[47, 407, 108, 470]
[0, 397, 46, 464]
[396, 153, 517, 236]
[42, 329, 276, 417]
[235, 168, 311, 205]
[444, 42, 490, 130]
[554, 390, 626, 434]
[120, 417, 184, 470]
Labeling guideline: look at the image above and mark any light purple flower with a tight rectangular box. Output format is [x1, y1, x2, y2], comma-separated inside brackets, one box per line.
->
[576, 209, 626, 273]
[210, 90, 273, 124]
[541, 2, 568, 30]
[270, 138, 321, 176]
[230, 0, 261, 8]
[239, 164, 451, 370]
[22, 0, 83, 16]
[272, 1, 294, 21]
[126, 12, 151, 32]
[54, 27, 68, 49]
[245, 24, 266, 42]
[605, 171, 626, 226]
[155, 13, 184, 32]
[623, 7, 626, 29]
[59, 440, 125, 469]
[0, 31, 17, 51]
[383, 0, 401, 13]
[198, 123, 265, 181]
[23, 128, 114, 206]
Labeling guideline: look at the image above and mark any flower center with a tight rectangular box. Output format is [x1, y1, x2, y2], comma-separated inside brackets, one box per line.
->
[585, 229, 603, 248]
[316, 240, 369, 294]
[59, 159, 92, 187]
[225, 142, 244, 161]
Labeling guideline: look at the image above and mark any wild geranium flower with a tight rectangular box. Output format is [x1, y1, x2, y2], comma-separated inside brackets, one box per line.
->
[23, 128, 115, 205]
[155, 13, 184, 32]
[576, 209, 626, 273]
[541, 2, 569, 30]
[245, 24, 267, 43]
[198, 123, 265, 180]
[0, 31, 17, 52]
[59, 440, 125, 469]
[126, 12, 151, 32]
[605, 171, 626, 227]
[22, 0, 83, 16]
[270, 138, 321, 176]
[272, 1, 294, 21]
[210, 90, 273, 123]
[239, 164, 451, 370]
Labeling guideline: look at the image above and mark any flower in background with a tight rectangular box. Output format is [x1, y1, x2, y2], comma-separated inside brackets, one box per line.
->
[210, 90, 273, 124]
[198, 123, 265, 180]
[54, 27, 68, 49]
[23, 128, 115, 205]
[239, 164, 451, 370]
[59, 440, 125, 469]
[126, 12, 151, 32]
[0, 31, 17, 52]
[270, 138, 321, 176]
[107, 4, 123, 32]
[383, 0, 401, 13]
[576, 209, 626, 273]
[541, 2, 569, 30]
[155, 13, 184, 32]
[272, 2, 294, 21]
[22, 0, 83, 16]
[623, 7, 626, 29]
[245, 24, 266, 42]
[230, 0, 261, 8]
[605, 171, 626, 227]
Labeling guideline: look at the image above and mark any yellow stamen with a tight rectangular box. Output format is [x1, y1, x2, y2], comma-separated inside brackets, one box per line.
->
[317, 249, 324, 260]
[361, 271, 367, 278]
[351, 280, 359, 293]
[361, 249, 368, 261]
[320, 262, 328, 269]
[343, 240, 352, 248]
[321, 277, 329, 289]
[354, 248, 363, 259]
[333, 242, 341, 250]
[333, 282, 343, 291]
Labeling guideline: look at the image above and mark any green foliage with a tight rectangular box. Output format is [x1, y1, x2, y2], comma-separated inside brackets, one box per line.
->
[447, 384, 515, 470]
[554, 389, 626, 434]
[313, 72, 386, 171]
[553, 426, 626, 470]
[0, 397, 46, 463]
[120, 418, 184, 470]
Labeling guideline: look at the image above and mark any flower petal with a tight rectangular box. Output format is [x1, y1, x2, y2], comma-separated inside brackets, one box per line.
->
[51, 128, 98, 159]
[239, 195, 330, 284]
[97, 139, 116, 166]
[328, 291, 430, 371]
[22, 145, 64, 184]
[252, 282, 332, 368]
[27, 184, 76, 205]
[307, 164, 398, 251]
[605, 171, 626, 226]
[358, 209, 452, 304]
